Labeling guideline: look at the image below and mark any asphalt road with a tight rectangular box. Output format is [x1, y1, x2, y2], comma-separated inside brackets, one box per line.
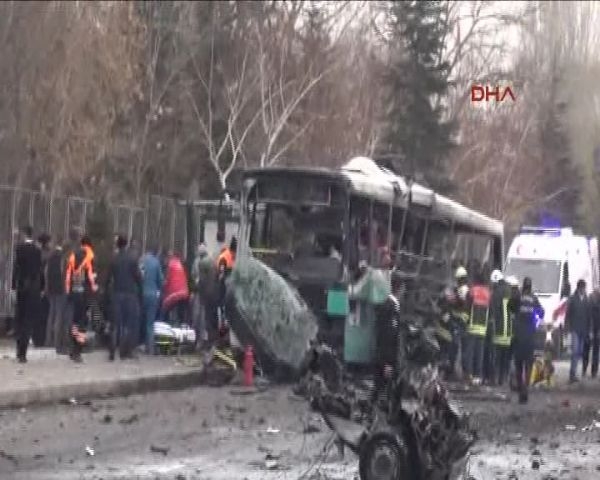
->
[2, 382, 600, 479]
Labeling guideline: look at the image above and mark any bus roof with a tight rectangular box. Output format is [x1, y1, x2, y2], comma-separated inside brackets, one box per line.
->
[243, 157, 503, 238]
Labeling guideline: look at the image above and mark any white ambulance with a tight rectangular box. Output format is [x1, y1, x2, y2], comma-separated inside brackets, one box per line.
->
[504, 226, 599, 350]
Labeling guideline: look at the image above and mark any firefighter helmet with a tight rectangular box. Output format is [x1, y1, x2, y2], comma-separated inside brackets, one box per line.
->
[490, 269, 504, 283]
[454, 266, 468, 279]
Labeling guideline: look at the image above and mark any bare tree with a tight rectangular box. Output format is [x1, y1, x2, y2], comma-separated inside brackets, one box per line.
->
[184, 10, 263, 190]
[254, 21, 328, 167]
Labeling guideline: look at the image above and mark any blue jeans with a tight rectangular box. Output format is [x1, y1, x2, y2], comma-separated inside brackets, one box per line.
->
[570, 332, 585, 379]
[112, 293, 140, 358]
[143, 292, 160, 354]
[463, 333, 485, 379]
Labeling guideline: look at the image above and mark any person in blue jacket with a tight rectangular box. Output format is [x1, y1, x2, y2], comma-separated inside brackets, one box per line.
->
[140, 243, 164, 355]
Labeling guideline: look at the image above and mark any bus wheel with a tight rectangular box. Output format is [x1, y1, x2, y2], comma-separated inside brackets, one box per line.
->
[359, 432, 410, 480]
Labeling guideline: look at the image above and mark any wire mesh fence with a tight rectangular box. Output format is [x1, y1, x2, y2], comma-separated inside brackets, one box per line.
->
[0, 188, 202, 317]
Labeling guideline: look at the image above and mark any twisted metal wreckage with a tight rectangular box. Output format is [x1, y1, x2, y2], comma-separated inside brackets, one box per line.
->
[225, 255, 477, 480]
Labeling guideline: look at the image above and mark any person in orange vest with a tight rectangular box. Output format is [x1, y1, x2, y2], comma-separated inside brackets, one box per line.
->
[464, 270, 491, 385]
[216, 236, 237, 328]
[65, 235, 98, 363]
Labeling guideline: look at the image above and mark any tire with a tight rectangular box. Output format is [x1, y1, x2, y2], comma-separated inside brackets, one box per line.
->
[359, 431, 412, 480]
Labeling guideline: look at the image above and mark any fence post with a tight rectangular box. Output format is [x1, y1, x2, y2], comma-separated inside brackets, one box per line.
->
[28, 191, 34, 229]
[128, 207, 134, 245]
[83, 200, 88, 233]
[65, 197, 71, 241]
[142, 195, 149, 253]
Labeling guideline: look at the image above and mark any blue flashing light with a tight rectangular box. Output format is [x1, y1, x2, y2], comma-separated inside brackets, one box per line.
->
[540, 213, 561, 229]
[534, 307, 545, 329]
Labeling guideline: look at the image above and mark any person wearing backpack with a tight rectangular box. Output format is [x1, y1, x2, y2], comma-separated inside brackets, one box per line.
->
[65, 235, 98, 363]
[45, 238, 68, 352]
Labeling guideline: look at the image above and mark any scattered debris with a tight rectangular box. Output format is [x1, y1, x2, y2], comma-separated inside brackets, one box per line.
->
[119, 414, 139, 425]
[150, 444, 170, 456]
[265, 457, 279, 470]
[225, 404, 247, 414]
[230, 388, 258, 396]
[303, 423, 321, 434]
[0, 450, 18, 465]
[85, 445, 95, 457]
[581, 421, 600, 432]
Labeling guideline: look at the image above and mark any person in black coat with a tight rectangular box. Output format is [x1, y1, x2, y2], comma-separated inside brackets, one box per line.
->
[11, 226, 43, 363]
[371, 272, 402, 405]
[566, 279, 592, 383]
[34, 233, 52, 347]
[583, 289, 600, 378]
[45, 238, 68, 352]
[509, 277, 544, 404]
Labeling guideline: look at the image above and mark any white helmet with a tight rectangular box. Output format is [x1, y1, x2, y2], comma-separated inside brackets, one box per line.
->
[490, 269, 504, 283]
[455, 266, 468, 279]
[506, 275, 519, 287]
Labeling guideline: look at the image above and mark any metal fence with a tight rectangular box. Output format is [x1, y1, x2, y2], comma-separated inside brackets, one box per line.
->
[0, 187, 190, 317]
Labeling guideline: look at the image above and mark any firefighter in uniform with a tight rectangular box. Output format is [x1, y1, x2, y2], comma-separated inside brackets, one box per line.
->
[493, 274, 516, 386]
[465, 271, 491, 385]
[215, 236, 237, 344]
[65, 239, 98, 362]
[450, 267, 471, 382]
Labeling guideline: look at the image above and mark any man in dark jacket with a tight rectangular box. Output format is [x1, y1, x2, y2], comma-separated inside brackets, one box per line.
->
[11, 225, 43, 363]
[510, 277, 543, 404]
[191, 243, 216, 348]
[34, 233, 52, 347]
[106, 235, 142, 360]
[583, 289, 600, 378]
[45, 238, 67, 352]
[566, 279, 591, 383]
[371, 272, 402, 405]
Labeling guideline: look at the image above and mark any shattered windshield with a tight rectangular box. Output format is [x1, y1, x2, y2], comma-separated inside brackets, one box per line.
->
[250, 203, 343, 257]
[246, 176, 346, 282]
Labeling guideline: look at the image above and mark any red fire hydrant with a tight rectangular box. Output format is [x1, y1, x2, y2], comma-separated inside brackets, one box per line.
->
[243, 345, 254, 387]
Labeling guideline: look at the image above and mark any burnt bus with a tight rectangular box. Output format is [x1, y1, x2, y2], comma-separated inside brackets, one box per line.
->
[237, 157, 504, 366]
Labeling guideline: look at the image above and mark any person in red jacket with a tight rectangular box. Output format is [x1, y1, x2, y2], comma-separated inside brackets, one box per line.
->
[161, 252, 190, 326]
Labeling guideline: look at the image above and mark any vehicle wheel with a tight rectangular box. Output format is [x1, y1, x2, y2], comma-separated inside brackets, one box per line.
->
[359, 431, 410, 480]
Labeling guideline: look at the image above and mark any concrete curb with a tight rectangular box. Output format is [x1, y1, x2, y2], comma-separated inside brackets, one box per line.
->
[0, 368, 204, 409]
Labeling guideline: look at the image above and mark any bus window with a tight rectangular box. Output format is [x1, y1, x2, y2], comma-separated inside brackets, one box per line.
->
[403, 213, 427, 255]
[349, 196, 371, 273]
[426, 220, 452, 278]
[372, 201, 392, 268]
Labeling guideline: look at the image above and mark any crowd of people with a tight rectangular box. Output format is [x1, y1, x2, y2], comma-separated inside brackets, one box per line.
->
[10, 223, 238, 364]
[440, 265, 600, 404]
